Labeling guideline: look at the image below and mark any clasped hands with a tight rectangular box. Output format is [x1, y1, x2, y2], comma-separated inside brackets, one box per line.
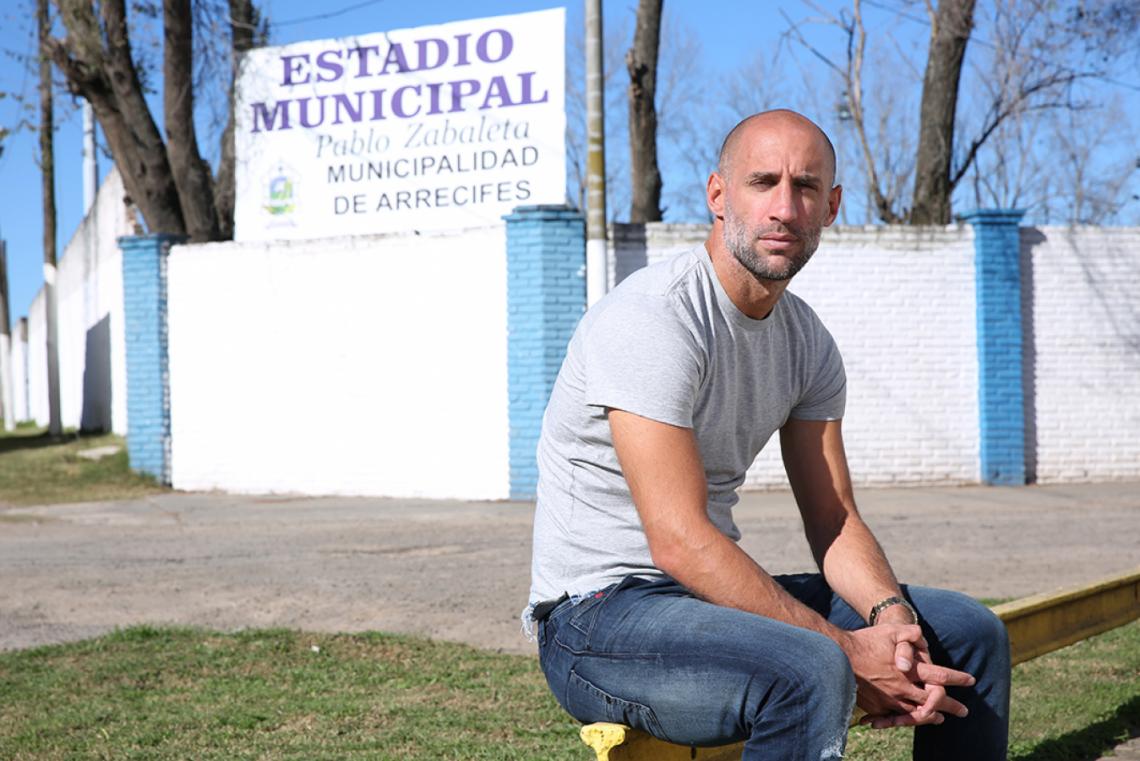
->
[842, 619, 975, 730]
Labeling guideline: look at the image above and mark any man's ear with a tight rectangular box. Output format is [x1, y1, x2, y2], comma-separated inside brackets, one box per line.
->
[706, 172, 726, 218]
[824, 184, 843, 227]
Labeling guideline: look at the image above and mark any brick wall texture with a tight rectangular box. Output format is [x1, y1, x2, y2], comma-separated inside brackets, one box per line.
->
[1022, 227, 1140, 483]
[609, 221, 1140, 488]
[87, 218, 1140, 498]
[505, 206, 587, 499]
[969, 211, 1027, 485]
[120, 234, 180, 483]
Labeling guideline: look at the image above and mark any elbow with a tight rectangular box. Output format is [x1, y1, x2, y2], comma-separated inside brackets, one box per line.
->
[648, 540, 686, 579]
[645, 524, 712, 580]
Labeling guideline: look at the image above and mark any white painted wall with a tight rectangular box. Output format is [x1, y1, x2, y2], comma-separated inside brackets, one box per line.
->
[7, 321, 31, 423]
[611, 223, 982, 489]
[20, 168, 133, 433]
[1023, 227, 1140, 483]
[757, 226, 980, 488]
[15, 199, 1136, 496]
[24, 295, 45, 425]
[167, 225, 511, 499]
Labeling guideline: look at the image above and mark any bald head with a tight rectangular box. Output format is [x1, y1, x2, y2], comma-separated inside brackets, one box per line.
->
[717, 110, 837, 185]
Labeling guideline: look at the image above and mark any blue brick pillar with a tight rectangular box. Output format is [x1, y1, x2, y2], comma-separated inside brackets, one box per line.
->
[120, 234, 183, 484]
[504, 205, 587, 499]
[964, 210, 1026, 485]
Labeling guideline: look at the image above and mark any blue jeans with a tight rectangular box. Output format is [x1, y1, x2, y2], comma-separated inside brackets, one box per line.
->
[537, 574, 1010, 761]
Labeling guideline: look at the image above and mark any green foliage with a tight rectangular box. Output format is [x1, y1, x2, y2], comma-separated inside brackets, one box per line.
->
[0, 622, 1135, 760]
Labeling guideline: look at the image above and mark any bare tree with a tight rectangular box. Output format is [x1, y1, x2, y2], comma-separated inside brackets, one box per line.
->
[783, 0, 909, 222]
[959, 0, 1140, 224]
[785, 0, 1138, 225]
[658, 18, 737, 221]
[163, 0, 219, 240]
[569, 7, 748, 223]
[214, 0, 259, 240]
[910, 0, 976, 224]
[567, 12, 632, 221]
[46, 0, 263, 241]
[626, 0, 663, 223]
[1047, 105, 1140, 225]
[39, 0, 62, 436]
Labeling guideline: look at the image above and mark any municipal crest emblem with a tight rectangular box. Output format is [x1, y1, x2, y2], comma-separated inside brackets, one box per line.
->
[263, 164, 297, 223]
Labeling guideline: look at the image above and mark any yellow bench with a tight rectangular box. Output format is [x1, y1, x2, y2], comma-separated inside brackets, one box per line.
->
[577, 567, 1140, 761]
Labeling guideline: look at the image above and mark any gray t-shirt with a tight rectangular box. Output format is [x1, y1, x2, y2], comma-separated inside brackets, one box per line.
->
[527, 245, 846, 606]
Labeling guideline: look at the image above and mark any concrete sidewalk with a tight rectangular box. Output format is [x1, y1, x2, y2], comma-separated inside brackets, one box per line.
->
[2, 481, 1136, 653]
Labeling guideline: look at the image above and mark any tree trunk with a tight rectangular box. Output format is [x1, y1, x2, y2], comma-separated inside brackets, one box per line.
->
[911, 0, 977, 224]
[38, 2, 56, 278]
[626, 0, 663, 223]
[215, 0, 259, 240]
[38, 0, 62, 436]
[52, 0, 187, 236]
[164, 0, 220, 241]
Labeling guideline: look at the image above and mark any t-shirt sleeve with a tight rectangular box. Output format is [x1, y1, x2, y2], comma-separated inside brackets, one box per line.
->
[790, 325, 846, 421]
[582, 295, 704, 428]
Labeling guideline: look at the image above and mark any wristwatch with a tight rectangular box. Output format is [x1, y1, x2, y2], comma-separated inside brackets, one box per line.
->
[868, 596, 918, 626]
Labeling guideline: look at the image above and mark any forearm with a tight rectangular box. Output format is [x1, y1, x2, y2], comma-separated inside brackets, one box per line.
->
[811, 510, 905, 624]
[781, 419, 907, 625]
[654, 519, 849, 643]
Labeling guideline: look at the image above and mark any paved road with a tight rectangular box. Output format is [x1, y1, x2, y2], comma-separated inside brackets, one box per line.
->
[1, 481, 1137, 756]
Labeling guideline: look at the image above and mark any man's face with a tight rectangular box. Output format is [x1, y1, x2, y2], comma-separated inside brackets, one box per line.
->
[713, 118, 841, 282]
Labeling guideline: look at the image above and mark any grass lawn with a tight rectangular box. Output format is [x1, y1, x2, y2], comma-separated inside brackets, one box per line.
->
[0, 621, 1136, 761]
[0, 427, 166, 507]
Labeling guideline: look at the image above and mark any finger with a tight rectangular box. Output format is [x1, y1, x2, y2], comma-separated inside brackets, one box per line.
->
[916, 684, 946, 722]
[891, 626, 932, 655]
[892, 624, 925, 644]
[916, 683, 970, 721]
[871, 710, 946, 729]
[886, 681, 931, 709]
[894, 640, 916, 673]
[915, 661, 977, 687]
[934, 693, 969, 718]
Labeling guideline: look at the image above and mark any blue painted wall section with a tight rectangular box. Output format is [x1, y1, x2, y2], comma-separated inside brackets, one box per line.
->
[504, 205, 586, 499]
[120, 234, 183, 484]
[964, 209, 1026, 485]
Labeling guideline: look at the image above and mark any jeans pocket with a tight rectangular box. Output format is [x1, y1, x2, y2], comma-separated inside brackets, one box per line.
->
[565, 591, 609, 640]
[565, 668, 670, 742]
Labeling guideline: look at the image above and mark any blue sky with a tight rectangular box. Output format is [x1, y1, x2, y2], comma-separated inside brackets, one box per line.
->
[0, 0, 1137, 322]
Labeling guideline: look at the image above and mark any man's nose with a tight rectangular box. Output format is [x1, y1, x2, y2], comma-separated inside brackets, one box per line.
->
[767, 181, 797, 223]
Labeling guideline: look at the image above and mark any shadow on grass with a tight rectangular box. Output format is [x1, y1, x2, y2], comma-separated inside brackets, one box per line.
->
[0, 432, 74, 455]
[1018, 694, 1140, 761]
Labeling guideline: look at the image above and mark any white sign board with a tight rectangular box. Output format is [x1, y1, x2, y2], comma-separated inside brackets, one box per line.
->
[234, 9, 565, 240]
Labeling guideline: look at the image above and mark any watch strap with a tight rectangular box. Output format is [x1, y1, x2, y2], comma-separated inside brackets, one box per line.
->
[868, 596, 918, 626]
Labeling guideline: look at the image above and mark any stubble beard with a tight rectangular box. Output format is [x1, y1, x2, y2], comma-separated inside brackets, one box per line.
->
[722, 200, 823, 282]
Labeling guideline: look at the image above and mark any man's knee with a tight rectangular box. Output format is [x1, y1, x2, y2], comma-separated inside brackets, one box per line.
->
[761, 633, 855, 717]
[917, 588, 1011, 670]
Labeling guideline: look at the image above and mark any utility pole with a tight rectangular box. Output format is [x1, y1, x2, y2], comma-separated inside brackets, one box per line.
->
[39, 0, 62, 436]
[83, 102, 98, 214]
[0, 239, 14, 431]
[585, 0, 608, 307]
